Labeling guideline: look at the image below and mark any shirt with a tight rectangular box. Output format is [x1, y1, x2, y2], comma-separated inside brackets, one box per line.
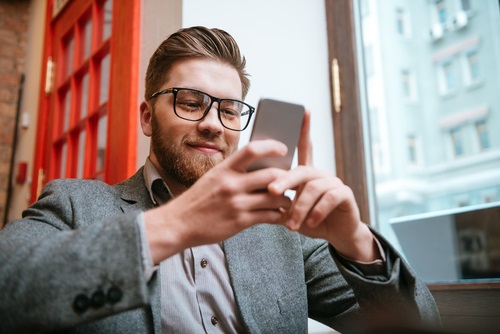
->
[137, 158, 246, 334]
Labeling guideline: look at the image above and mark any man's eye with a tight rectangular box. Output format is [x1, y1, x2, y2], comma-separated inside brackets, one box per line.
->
[178, 100, 202, 110]
[220, 109, 239, 118]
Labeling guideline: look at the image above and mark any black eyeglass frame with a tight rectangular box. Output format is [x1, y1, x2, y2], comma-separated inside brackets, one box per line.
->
[148, 87, 255, 132]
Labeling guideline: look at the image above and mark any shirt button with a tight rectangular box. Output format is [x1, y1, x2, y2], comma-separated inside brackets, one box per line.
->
[200, 258, 208, 268]
[211, 316, 218, 326]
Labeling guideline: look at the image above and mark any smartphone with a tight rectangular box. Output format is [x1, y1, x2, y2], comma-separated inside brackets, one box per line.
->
[247, 98, 305, 171]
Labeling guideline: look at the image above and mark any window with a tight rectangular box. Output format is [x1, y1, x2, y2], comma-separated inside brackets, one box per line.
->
[327, 0, 500, 330]
[438, 59, 458, 94]
[401, 70, 411, 97]
[401, 69, 417, 101]
[407, 135, 418, 164]
[475, 120, 491, 151]
[436, 0, 448, 25]
[461, 0, 472, 11]
[465, 49, 481, 84]
[450, 127, 464, 157]
[395, 8, 408, 36]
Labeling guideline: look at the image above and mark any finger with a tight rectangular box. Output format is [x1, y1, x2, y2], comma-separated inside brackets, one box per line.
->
[283, 178, 341, 230]
[227, 187, 292, 212]
[267, 166, 330, 196]
[225, 139, 288, 172]
[298, 109, 313, 166]
[303, 187, 347, 228]
[246, 192, 292, 211]
[241, 167, 289, 193]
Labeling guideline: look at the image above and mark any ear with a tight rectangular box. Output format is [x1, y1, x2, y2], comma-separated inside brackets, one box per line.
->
[140, 101, 153, 137]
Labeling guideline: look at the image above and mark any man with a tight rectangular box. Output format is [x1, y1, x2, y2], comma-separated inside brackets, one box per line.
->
[0, 26, 440, 333]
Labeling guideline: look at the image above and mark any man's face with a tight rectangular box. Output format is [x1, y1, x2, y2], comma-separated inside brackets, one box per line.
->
[143, 58, 242, 188]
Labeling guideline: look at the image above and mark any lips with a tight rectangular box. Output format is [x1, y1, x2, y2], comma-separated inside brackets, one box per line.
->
[187, 141, 223, 154]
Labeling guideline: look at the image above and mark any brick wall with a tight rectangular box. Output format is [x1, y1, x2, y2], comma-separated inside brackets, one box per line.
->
[0, 0, 30, 225]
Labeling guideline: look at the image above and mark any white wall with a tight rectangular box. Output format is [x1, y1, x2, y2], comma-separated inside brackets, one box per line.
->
[180, 0, 335, 174]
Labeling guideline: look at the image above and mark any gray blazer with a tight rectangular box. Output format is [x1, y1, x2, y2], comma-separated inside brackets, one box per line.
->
[0, 168, 440, 334]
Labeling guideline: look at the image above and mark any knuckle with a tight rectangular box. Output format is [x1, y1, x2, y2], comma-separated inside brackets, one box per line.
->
[218, 179, 238, 196]
[323, 189, 338, 203]
[245, 142, 261, 158]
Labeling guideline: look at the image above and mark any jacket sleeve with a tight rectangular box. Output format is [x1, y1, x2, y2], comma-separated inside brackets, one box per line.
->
[302, 230, 441, 332]
[0, 180, 151, 333]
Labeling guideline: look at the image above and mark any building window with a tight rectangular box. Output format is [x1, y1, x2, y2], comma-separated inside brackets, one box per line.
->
[402, 70, 411, 98]
[465, 50, 481, 83]
[461, 0, 472, 11]
[401, 69, 417, 101]
[407, 135, 418, 164]
[438, 59, 458, 94]
[435, 0, 448, 25]
[475, 120, 491, 151]
[395, 8, 408, 36]
[450, 127, 464, 157]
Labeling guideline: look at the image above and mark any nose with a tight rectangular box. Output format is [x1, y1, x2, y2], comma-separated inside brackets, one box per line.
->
[197, 102, 224, 134]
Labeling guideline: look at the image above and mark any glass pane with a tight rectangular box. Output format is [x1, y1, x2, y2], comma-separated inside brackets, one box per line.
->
[80, 73, 89, 119]
[99, 54, 110, 105]
[77, 130, 86, 179]
[96, 115, 107, 171]
[83, 19, 92, 60]
[60, 141, 68, 178]
[102, 0, 113, 41]
[64, 35, 74, 78]
[355, 0, 500, 283]
[62, 90, 71, 132]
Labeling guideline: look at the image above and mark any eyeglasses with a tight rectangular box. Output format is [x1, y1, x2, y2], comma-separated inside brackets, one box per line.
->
[148, 87, 255, 131]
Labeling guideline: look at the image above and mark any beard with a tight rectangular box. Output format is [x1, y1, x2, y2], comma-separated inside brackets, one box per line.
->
[150, 111, 236, 187]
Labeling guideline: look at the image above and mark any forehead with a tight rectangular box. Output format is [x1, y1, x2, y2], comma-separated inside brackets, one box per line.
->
[163, 58, 243, 100]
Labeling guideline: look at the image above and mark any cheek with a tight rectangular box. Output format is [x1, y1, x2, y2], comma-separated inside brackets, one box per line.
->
[226, 131, 240, 151]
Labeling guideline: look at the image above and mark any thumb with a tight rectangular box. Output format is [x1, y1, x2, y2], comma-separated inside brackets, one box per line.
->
[298, 109, 313, 166]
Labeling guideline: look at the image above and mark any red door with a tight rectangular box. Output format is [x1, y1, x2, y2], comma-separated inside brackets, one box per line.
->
[33, 0, 140, 202]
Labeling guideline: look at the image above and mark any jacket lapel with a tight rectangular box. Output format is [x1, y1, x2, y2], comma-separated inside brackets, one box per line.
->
[113, 167, 161, 332]
[113, 167, 156, 214]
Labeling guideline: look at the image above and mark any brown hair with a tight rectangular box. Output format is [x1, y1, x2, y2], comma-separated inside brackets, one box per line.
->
[145, 26, 250, 101]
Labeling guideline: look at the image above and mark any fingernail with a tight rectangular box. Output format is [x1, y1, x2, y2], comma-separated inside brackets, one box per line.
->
[286, 219, 298, 231]
[269, 182, 282, 194]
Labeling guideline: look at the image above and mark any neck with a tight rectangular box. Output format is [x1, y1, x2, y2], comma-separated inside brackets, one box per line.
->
[149, 155, 189, 197]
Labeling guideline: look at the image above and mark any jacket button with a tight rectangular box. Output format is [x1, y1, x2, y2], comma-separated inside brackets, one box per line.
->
[73, 294, 90, 313]
[91, 289, 106, 308]
[107, 286, 123, 304]
[200, 258, 208, 268]
[211, 316, 218, 326]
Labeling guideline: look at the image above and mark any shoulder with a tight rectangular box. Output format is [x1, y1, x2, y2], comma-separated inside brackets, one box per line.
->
[40, 178, 116, 200]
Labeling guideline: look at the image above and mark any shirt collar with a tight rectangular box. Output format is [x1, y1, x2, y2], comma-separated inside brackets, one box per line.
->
[143, 157, 174, 205]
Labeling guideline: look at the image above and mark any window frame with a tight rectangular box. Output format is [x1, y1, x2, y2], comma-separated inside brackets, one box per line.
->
[324, 0, 500, 302]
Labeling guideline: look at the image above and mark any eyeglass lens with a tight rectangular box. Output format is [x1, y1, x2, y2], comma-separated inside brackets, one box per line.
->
[174, 89, 251, 131]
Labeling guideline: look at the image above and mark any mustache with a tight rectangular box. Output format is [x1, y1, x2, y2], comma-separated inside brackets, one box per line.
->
[182, 134, 228, 151]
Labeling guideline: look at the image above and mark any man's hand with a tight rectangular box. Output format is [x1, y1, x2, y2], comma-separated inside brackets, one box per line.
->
[144, 140, 292, 264]
[268, 111, 380, 263]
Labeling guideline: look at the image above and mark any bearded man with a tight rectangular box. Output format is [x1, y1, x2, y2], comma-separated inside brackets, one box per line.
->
[0, 26, 440, 334]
